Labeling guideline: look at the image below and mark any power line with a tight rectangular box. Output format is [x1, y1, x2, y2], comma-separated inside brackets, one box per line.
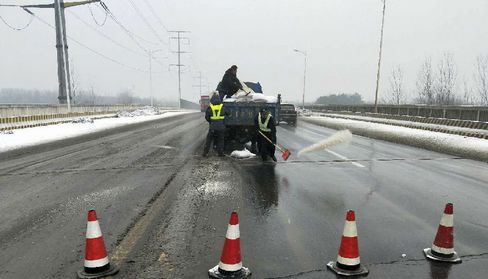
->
[125, 0, 168, 45]
[87, 3, 107, 26]
[169, 30, 190, 108]
[96, 2, 158, 46]
[68, 9, 146, 57]
[99, 1, 151, 52]
[141, 0, 168, 32]
[0, 7, 34, 31]
[26, 8, 153, 73]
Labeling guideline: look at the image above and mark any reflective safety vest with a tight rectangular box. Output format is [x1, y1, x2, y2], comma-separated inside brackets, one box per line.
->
[210, 104, 225, 120]
[258, 112, 271, 132]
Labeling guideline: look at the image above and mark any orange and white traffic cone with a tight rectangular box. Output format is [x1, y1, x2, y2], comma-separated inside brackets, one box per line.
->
[209, 212, 251, 279]
[327, 210, 368, 276]
[77, 210, 119, 279]
[423, 203, 462, 263]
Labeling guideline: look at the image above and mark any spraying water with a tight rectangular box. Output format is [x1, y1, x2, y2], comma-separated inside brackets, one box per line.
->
[298, 130, 353, 157]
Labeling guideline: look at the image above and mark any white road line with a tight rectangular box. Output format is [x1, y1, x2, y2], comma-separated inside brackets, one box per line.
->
[326, 149, 365, 168]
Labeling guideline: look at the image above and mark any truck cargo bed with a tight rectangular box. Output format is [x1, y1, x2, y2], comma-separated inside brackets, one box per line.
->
[224, 101, 280, 126]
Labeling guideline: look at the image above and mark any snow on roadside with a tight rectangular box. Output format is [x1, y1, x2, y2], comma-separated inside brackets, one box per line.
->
[0, 111, 194, 153]
[315, 112, 488, 135]
[117, 106, 159, 117]
[302, 116, 488, 161]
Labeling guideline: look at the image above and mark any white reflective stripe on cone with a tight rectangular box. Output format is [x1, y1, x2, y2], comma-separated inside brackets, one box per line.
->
[432, 244, 454, 255]
[439, 214, 454, 227]
[342, 221, 358, 238]
[337, 255, 361, 266]
[218, 261, 243, 272]
[86, 221, 103, 239]
[225, 224, 240, 240]
[84, 257, 109, 268]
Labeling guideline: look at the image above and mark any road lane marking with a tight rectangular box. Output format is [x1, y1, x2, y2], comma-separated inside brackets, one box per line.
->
[325, 150, 365, 168]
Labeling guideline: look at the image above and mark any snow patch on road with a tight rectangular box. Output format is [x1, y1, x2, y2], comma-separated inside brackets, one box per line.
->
[0, 111, 194, 153]
[230, 148, 256, 159]
[197, 181, 230, 196]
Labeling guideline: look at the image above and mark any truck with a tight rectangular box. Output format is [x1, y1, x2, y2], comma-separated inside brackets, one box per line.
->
[223, 93, 281, 144]
[279, 103, 297, 126]
[200, 95, 210, 112]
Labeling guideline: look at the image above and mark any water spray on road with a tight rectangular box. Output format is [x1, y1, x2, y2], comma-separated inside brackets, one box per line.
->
[298, 130, 352, 157]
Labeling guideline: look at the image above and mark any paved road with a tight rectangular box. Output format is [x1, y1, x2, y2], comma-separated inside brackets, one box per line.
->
[1, 113, 487, 278]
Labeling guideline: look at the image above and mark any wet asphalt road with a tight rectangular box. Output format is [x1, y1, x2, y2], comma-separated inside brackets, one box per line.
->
[1, 113, 488, 278]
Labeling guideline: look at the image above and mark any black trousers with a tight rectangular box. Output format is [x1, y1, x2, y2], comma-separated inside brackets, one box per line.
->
[257, 132, 276, 159]
[203, 129, 225, 155]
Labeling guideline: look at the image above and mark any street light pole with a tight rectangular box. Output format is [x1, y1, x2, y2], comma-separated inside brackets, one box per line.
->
[294, 49, 307, 109]
[374, 0, 387, 113]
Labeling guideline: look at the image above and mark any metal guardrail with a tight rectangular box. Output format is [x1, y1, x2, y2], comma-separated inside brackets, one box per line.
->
[304, 104, 488, 138]
[0, 105, 142, 131]
[305, 104, 488, 122]
[0, 105, 140, 118]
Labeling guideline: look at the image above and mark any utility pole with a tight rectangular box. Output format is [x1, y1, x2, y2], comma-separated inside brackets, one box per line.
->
[54, 0, 71, 108]
[169, 31, 190, 109]
[193, 71, 207, 96]
[374, 0, 387, 113]
[20, 0, 99, 108]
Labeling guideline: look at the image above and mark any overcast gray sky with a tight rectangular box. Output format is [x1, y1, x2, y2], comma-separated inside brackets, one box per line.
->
[1, 0, 488, 103]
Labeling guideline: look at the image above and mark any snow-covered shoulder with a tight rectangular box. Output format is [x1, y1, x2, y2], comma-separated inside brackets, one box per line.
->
[302, 116, 488, 161]
[0, 111, 194, 153]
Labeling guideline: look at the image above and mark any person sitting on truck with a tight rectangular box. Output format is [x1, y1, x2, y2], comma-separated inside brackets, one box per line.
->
[203, 93, 227, 157]
[218, 65, 243, 100]
[255, 108, 277, 162]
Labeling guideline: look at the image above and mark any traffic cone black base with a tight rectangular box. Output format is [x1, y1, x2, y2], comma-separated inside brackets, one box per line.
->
[77, 264, 118, 279]
[327, 261, 369, 277]
[208, 265, 251, 279]
[423, 248, 461, 263]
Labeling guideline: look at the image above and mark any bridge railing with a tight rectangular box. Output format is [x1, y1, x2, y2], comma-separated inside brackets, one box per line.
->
[0, 105, 142, 131]
[0, 104, 141, 118]
[305, 104, 488, 122]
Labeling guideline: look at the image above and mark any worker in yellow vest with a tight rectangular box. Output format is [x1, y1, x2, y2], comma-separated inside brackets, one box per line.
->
[203, 93, 227, 157]
[255, 108, 277, 162]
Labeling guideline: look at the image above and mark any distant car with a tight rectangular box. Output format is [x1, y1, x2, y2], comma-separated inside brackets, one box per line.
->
[280, 103, 297, 126]
[297, 108, 312, 117]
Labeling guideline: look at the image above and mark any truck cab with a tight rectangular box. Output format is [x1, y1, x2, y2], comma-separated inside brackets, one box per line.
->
[200, 95, 210, 112]
[279, 103, 297, 126]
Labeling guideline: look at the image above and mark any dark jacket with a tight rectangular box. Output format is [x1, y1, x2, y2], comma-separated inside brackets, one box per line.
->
[219, 68, 242, 98]
[255, 113, 276, 142]
[205, 94, 228, 131]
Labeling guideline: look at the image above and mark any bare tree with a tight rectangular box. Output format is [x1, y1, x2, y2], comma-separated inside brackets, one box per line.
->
[386, 66, 405, 105]
[462, 78, 476, 105]
[70, 59, 78, 104]
[117, 90, 134, 104]
[434, 53, 457, 105]
[416, 57, 435, 104]
[475, 55, 488, 105]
